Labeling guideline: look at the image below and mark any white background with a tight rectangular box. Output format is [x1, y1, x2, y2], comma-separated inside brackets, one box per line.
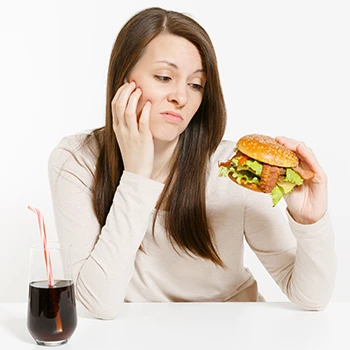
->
[0, 0, 349, 303]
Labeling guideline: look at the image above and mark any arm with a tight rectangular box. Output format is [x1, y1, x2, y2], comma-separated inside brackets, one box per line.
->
[243, 185, 336, 311]
[48, 136, 164, 319]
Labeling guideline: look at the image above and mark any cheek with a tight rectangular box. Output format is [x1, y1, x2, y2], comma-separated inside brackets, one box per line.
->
[132, 81, 154, 114]
[136, 94, 153, 118]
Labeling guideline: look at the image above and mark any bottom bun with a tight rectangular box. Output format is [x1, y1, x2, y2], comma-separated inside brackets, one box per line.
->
[228, 173, 262, 192]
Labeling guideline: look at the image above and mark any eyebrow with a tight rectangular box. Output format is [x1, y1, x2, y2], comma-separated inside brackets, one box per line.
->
[153, 60, 205, 74]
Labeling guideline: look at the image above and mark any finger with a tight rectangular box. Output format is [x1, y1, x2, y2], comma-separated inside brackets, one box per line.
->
[276, 136, 323, 175]
[295, 143, 324, 176]
[111, 81, 134, 110]
[138, 101, 151, 133]
[111, 82, 136, 127]
[111, 81, 127, 103]
[276, 136, 311, 161]
[124, 88, 142, 130]
[275, 136, 307, 152]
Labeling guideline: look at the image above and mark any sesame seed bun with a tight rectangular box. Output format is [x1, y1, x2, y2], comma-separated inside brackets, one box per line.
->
[236, 134, 299, 168]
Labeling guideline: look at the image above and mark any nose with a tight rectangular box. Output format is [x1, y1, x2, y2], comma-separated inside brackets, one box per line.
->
[167, 83, 188, 106]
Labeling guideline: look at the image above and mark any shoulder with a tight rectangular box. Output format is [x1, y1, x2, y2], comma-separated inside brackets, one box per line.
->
[210, 139, 237, 165]
[48, 130, 99, 175]
[207, 139, 241, 195]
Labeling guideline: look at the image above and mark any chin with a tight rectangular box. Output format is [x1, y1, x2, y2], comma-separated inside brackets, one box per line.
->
[152, 134, 180, 143]
[150, 125, 184, 143]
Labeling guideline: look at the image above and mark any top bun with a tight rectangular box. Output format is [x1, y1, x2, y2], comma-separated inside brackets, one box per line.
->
[236, 134, 299, 167]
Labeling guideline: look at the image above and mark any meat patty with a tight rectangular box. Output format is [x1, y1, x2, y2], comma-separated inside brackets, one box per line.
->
[260, 164, 281, 193]
[294, 165, 315, 180]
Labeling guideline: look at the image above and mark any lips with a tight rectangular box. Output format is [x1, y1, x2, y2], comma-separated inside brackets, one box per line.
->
[160, 111, 184, 123]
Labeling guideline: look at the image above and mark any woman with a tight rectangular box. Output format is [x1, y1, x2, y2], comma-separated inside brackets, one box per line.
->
[48, 7, 336, 319]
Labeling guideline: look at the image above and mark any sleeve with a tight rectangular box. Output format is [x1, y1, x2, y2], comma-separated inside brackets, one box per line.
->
[243, 190, 336, 311]
[48, 137, 164, 319]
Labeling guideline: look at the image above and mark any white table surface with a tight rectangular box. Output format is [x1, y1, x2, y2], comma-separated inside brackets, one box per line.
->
[0, 301, 348, 349]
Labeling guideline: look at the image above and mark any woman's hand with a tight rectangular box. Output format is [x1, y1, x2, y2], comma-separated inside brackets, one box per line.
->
[111, 82, 154, 178]
[276, 136, 328, 225]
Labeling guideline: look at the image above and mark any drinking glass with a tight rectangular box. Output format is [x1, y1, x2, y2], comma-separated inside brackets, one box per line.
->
[27, 242, 77, 346]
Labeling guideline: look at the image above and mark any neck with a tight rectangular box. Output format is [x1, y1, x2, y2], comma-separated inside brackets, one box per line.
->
[151, 138, 178, 182]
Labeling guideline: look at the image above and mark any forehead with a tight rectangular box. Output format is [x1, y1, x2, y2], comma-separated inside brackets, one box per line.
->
[138, 33, 204, 71]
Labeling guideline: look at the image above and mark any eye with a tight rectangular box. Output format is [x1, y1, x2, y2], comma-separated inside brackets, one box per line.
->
[154, 75, 171, 82]
[189, 83, 204, 91]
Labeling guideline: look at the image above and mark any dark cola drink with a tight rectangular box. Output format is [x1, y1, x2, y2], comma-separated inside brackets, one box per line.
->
[27, 280, 77, 346]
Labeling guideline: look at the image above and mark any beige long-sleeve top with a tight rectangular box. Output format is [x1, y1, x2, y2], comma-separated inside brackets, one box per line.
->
[48, 133, 336, 319]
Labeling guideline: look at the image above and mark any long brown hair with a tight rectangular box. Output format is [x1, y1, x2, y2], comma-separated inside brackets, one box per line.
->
[85, 7, 227, 266]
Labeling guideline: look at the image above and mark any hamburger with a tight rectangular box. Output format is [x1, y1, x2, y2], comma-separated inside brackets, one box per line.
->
[218, 134, 315, 206]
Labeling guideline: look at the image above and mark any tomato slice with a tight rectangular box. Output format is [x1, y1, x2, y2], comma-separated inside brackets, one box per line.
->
[238, 155, 250, 165]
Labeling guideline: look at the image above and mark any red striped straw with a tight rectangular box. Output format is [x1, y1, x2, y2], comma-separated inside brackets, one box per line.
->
[28, 205, 54, 287]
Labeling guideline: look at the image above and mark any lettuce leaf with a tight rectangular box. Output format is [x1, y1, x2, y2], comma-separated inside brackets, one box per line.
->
[285, 168, 303, 185]
[218, 166, 233, 178]
[244, 159, 263, 175]
[271, 184, 285, 207]
[219, 159, 303, 207]
[218, 166, 260, 185]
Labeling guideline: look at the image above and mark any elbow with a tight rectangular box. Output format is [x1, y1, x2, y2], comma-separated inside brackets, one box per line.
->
[76, 295, 124, 320]
[298, 301, 329, 312]
[287, 285, 334, 312]
[73, 262, 133, 320]
[91, 307, 122, 320]
[286, 273, 336, 312]
[75, 285, 125, 320]
[289, 291, 333, 312]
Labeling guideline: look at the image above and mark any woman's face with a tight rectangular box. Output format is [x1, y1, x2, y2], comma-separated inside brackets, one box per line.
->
[128, 33, 206, 143]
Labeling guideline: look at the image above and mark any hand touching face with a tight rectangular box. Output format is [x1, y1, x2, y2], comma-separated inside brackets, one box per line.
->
[111, 81, 154, 178]
[111, 33, 206, 179]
